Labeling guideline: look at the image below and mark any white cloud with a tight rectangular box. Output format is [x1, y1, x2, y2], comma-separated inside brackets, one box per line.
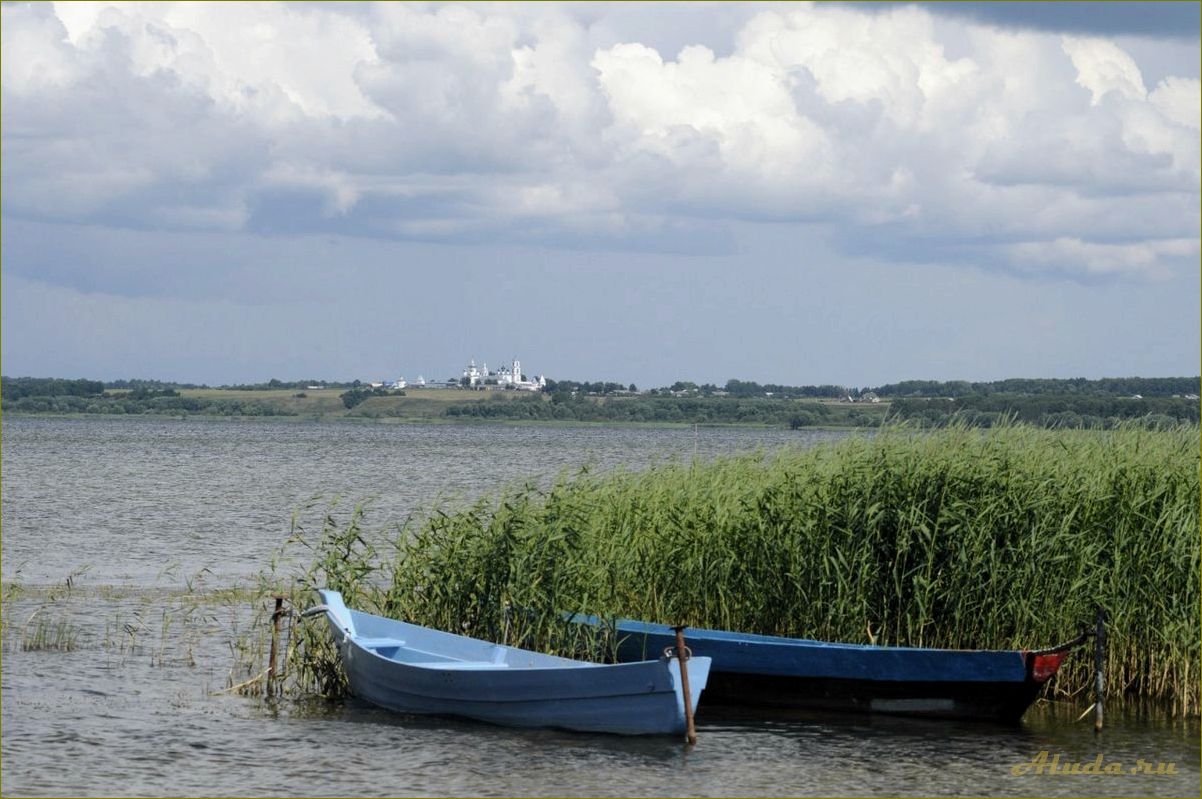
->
[737, 4, 979, 129]
[1, 3, 80, 93]
[593, 41, 832, 186]
[1150, 76, 1202, 130]
[2, 1, 1198, 283]
[1005, 237, 1199, 280]
[51, 0, 385, 120]
[1061, 35, 1148, 104]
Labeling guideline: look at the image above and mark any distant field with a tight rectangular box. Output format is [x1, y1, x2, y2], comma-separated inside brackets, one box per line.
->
[19, 382, 1189, 430]
[166, 388, 882, 425]
[173, 386, 521, 420]
[348, 389, 545, 420]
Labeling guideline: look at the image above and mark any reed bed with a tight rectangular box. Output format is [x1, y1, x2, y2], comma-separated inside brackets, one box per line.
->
[254, 423, 1199, 715]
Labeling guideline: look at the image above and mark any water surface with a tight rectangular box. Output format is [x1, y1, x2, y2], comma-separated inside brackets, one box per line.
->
[2, 417, 1196, 797]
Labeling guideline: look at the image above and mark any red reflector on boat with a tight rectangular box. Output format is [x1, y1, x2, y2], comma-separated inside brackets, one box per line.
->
[1031, 651, 1068, 682]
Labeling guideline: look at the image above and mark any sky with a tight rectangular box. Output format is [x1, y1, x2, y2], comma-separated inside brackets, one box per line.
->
[2, 1, 1199, 388]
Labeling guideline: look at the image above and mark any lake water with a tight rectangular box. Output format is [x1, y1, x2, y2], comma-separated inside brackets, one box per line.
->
[2, 416, 1198, 797]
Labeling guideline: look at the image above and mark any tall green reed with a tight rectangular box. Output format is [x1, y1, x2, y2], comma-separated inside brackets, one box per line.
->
[246, 422, 1199, 714]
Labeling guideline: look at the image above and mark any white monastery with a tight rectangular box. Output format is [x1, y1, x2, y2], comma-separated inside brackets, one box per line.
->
[462, 358, 546, 391]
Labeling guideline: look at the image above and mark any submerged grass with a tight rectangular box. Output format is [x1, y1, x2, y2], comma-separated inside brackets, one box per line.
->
[246, 422, 1200, 715]
[19, 611, 79, 652]
[1, 568, 254, 671]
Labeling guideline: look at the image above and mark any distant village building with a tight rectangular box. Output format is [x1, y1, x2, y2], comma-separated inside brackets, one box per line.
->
[462, 357, 546, 391]
[844, 391, 880, 403]
[463, 359, 487, 386]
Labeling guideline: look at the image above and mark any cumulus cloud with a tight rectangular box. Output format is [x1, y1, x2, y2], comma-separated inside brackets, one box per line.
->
[1005, 236, 1200, 279]
[1062, 35, 1148, 104]
[2, 1, 1198, 282]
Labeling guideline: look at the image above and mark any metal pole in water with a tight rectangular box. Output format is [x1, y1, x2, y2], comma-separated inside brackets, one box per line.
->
[1094, 606, 1106, 734]
[267, 595, 284, 696]
[672, 625, 697, 745]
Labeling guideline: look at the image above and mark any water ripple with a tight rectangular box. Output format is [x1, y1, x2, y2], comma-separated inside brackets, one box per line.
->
[2, 417, 1196, 796]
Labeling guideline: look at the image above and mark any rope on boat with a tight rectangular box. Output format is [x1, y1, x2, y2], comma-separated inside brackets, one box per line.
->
[1025, 609, 1105, 732]
[1028, 629, 1093, 656]
[661, 645, 693, 661]
[300, 604, 330, 619]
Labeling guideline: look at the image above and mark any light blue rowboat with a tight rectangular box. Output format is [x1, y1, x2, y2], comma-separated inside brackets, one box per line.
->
[312, 590, 711, 735]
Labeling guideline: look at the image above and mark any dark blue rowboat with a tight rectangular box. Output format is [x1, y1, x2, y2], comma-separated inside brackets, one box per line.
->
[590, 616, 1086, 722]
[312, 591, 711, 735]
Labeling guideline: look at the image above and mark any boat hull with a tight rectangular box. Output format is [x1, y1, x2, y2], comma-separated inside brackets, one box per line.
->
[606, 618, 1068, 722]
[699, 672, 1044, 723]
[339, 641, 709, 734]
[318, 591, 710, 736]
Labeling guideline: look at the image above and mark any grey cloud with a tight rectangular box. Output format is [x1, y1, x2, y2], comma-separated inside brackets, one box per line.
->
[2, 23, 269, 231]
[2, 1, 1198, 289]
[971, 99, 1197, 198]
[975, 138, 1185, 197]
[910, 2, 1201, 39]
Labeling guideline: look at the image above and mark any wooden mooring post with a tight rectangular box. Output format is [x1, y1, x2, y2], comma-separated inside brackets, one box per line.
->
[267, 595, 285, 696]
[672, 625, 697, 745]
[1094, 607, 1106, 734]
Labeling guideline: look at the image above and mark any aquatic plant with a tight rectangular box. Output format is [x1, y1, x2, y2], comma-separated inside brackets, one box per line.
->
[245, 422, 1200, 714]
[20, 610, 79, 652]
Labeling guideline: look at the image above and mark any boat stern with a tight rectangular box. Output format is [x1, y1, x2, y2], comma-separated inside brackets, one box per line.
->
[1027, 649, 1071, 684]
[667, 654, 712, 720]
[315, 589, 357, 640]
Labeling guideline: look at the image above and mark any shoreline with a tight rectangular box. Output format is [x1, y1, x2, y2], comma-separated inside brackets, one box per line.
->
[0, 411, 867, 432]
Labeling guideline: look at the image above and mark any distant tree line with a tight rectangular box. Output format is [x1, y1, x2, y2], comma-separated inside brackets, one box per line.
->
[637, 379, 850, 398]
[718, 379, 848, 398]
[3, 394, 297, 417]
[656, 376, 1201, 400]
[4, 376, 375, 397]
[11, 373, 1195, 401]
[2, 377, 106, 400]
[544, 379, 637, 395]
[886, 395, 1199, 428]
[445, 395, 883, 427]
[106, 377, 365, 391]
[340, 386, 405, 409]
[6, 373, 1199, 429]
[2, 376, 295, 416]
[546, 378, 846, 399]
[871, 376, 1200, 398]
[445, 391, 1198, 431]
[221, 378, 361, 391]
[125, 386, 180, 399]
[105, 378, 206, 390]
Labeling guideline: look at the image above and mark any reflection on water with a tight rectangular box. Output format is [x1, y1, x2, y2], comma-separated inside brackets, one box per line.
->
[1, 417, 1198, 797]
